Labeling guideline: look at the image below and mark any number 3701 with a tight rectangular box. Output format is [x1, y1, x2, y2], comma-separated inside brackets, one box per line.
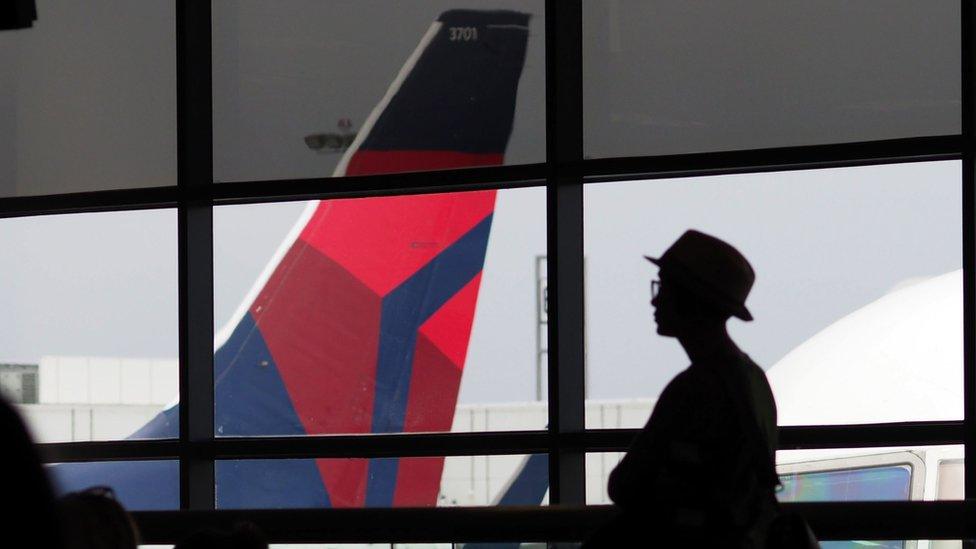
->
[449, 26, 478, 41]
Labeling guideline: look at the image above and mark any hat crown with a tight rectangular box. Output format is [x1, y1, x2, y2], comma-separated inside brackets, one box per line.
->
[655, 230, 755, 319]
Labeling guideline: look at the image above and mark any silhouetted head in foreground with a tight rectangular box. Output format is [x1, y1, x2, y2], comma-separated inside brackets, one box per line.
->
[58, 486, 140, 549]
[174, 522, 268, 549]
[0, 396, 65, 548]
[645, 230, 755, 361]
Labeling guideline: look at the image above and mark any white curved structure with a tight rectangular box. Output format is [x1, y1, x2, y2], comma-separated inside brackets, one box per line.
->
[767, 270, 963, 544]
[768, 269, 962, 426]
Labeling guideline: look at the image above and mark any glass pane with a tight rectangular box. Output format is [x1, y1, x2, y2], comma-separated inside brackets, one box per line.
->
[0, 0, 176, 196]
[820, 540, 962, 549]
[0, 210, 178, 442]
[583, 162, 961, 426]
[456, 545, 544, 549]
[147, 543, 542, 548]
[48, 460, 179, 511]
[779, 465, 912, 502]
[937, 459, 963, 500]
[213, 0, 544, 182]
[216, 454, 548, 508]
[584, 1, 960, 158]
[586, 452, 623, 505]
[776, 452, 919, 502]
[142, 545, 399, 549]
[213, 187, 546, 437]
[777, 446, 962, 503]
[589, 446, 961, 504]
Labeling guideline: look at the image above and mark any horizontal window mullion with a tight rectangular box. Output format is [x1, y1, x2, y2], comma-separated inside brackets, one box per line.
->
[799, 500, 973, 541]
[39, 430, 552, 463]
[130, 501, 976, 544]
[132, 506, 609, 544]
[209, 430, 551, 459]
[779, 421, 965, 449]
[211, 162, 549, 204]
[581, 134, 963, 184]
[1, 135, 962, 219]
[577, 422, 964, 452]
[41, 422, 960, 463]
[0, 166, 548, 219]
[0, 186, 179, 219]
[39, 440, 183, 463]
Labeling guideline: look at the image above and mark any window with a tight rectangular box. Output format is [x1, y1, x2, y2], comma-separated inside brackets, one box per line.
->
[6, 1, 971, 545]
[0, 0, 176, 196]
[583, 162, 962, 426]
[0, 210, 178, 443]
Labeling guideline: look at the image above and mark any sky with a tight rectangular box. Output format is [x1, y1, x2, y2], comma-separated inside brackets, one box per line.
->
[0, 162, 960, 407]
[0, 1, 963, 407]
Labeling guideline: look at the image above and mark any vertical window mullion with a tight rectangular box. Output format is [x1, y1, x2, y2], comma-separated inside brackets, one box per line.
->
[960, 2, 974, 548]
[546, 0, 585, 507]
[176, 0, 215, 511]
[964, 0, 975, 501]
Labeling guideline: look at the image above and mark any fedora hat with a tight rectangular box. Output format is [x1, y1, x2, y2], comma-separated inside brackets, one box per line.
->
[644, 230, 755, 321]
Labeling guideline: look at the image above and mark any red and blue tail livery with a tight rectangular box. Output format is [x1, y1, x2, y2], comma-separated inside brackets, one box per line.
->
[52, 10, 544, 511]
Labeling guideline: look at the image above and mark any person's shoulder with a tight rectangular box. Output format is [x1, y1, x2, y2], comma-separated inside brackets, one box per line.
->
[664, 365, 711, 389]
[738, 353, 777, 407]
[739, 353, 771, 381]
[733, 351, 765, 376]
[665, 363, 726, 401]
[733, 350, 759, 368]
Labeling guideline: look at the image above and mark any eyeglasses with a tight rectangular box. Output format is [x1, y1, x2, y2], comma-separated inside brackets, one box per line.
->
[650, 279, 660, 299]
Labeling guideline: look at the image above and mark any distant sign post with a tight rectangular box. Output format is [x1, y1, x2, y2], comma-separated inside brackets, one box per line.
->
[536, 255, 586, 402]
[535, 255, 547, 402]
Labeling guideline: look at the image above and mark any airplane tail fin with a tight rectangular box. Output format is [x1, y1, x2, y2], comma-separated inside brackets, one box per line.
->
[51, 10, 532, 511]
[337, 9, 531, 177]
[217, 9, 531, 509]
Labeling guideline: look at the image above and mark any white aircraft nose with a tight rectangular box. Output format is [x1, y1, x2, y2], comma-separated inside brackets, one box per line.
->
[767, 269, 962, 426]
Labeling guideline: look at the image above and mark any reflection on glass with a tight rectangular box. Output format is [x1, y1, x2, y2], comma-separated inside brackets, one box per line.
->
[583, 162, 961, 426]
[777, 466, 911, 502]
[822, 539, 903, 548]
[48, 460, 179, 511]
[583, 1, 959, 158]
[590, 448, 961, 506]
[213, 1, 544, 182]
[0, 0, 175, 196]
[820, 540, 962, 549]
[216, 455, 548, 509]
[777, 447, 962, 503]
[588, 450, 961, 549]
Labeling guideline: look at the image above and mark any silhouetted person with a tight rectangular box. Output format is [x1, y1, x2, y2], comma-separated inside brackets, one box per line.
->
[174, 522, 268, 549]
[58, 487, 140, 549]
[587, 230, 778, 548]
[0, 395, 65, 548]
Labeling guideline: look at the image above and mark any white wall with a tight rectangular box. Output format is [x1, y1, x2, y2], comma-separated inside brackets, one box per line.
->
[39, 356, 177, 406]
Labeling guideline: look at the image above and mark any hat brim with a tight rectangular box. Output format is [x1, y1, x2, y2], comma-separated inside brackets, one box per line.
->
[644, 255, 753, 321]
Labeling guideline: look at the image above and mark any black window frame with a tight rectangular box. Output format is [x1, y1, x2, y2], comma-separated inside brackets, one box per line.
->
[1, 0, 972, 544]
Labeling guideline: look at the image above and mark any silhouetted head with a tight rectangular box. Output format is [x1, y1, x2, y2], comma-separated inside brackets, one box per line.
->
[645, 230, 755, 337]
[0, 396, 65, 548]
[58, 486, 140, 549]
